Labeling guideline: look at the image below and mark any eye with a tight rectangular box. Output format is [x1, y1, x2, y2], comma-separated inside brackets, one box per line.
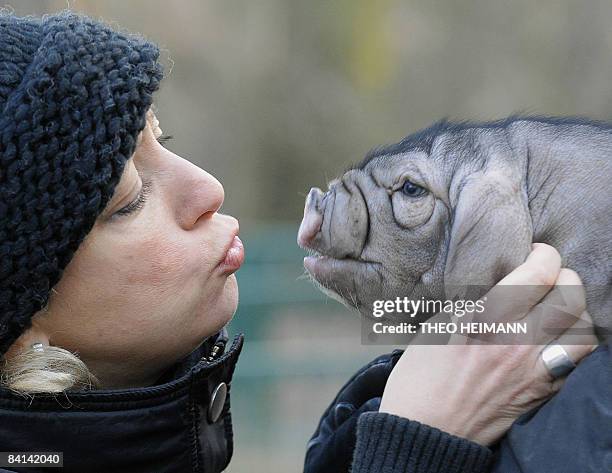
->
[401, 180, 426, 197]
[114, 178, 152, 218]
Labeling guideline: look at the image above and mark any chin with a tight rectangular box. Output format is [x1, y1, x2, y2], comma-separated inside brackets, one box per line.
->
[221, 274, 239, 321]
[209, 274, 239, 334]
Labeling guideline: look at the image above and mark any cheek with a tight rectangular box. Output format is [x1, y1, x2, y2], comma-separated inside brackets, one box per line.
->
[391, 193, 435, 228]
[52, 229, 197, 330]
[75, 234, 196, 316]
[46, 235, 199, 357]
[122, 234, 193, 290]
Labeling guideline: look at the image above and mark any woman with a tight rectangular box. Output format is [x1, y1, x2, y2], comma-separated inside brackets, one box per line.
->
[0, 10, 598, 473]
[0, 11, 242, 472]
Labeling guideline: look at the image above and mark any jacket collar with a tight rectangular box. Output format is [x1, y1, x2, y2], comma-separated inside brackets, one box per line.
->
[0, 331, 244, 473]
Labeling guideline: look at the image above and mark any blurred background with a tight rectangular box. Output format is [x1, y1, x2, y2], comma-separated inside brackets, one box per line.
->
[8, 0, 612, 470]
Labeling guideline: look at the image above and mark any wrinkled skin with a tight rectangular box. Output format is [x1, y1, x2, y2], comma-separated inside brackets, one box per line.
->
[298, 118, 612, 336]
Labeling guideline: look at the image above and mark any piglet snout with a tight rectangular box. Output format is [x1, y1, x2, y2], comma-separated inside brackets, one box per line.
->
[297, 187, 325, 248]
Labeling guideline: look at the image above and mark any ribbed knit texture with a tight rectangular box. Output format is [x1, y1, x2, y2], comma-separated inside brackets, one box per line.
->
[0, 10, 164, 355]
[351, 412, 493, 473]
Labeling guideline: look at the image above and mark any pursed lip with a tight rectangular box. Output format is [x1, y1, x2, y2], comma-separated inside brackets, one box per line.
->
[215, 218, 244, 274]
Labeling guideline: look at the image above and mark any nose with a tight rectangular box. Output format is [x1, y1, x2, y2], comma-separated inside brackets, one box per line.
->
[297, 187, 324, 248]
[178, 162, 225, 230]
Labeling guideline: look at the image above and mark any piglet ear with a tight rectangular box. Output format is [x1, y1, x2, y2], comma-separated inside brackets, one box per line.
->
[443, 168, 532, 295]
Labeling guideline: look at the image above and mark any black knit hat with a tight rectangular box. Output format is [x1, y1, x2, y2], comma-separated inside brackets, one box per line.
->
[0, 10, 164, 356]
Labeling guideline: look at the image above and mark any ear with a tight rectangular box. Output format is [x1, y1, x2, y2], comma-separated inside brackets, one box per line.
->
[443, 168, 532, 293]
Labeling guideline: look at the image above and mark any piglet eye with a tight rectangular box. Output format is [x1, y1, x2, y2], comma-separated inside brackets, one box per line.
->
[401, 180, 426, 197]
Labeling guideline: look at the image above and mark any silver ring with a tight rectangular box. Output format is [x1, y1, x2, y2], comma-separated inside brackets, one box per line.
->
[31, 342, 44, 352]
[540, 344, 576, 379]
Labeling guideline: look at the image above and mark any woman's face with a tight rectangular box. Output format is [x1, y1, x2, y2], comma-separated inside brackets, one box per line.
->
[25, 110, 244, 388]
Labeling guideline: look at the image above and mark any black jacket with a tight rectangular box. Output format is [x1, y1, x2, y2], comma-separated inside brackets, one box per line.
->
[306, 342, 612, 473]
[0, 331, 244, 473]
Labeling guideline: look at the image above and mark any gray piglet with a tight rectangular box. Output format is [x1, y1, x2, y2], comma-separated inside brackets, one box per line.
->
[298, 117, 611, 339]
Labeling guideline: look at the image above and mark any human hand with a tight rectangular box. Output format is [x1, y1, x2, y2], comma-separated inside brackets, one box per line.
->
[379, 243, 598, 446]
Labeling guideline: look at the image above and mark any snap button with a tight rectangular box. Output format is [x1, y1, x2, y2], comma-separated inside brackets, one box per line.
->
[208, 382, 227, 423]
